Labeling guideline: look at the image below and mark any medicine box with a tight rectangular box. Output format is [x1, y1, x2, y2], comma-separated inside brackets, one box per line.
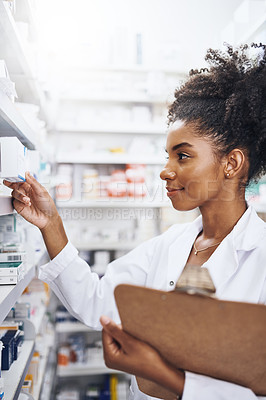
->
[0, 137, 27, 182]
[0, 261, 24, 277]
[0, 251, 26, 263]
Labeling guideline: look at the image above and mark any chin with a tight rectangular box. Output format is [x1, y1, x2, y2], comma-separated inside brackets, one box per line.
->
[171, 200, 198, 212]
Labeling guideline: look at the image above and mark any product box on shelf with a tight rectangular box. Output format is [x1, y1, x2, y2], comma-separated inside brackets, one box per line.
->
[0, 251, 26, 263]
[0, 137, 27, 182]
[0, 261, 25, 284]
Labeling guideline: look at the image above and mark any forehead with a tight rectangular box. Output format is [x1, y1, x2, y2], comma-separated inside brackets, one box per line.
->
[166, 121, 212, 151]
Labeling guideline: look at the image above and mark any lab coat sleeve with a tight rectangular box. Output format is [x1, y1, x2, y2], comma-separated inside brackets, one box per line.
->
[182, 372, 266, 400]
[38, 238, 157, 329]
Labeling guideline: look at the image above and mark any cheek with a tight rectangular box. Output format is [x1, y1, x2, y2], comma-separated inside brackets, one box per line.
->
[182, 163, 222, 196]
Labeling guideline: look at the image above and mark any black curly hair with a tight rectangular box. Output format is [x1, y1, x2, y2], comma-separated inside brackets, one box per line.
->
[168, 43, 266, 185]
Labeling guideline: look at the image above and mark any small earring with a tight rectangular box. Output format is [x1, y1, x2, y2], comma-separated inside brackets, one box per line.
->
[226, 173, 230, 177]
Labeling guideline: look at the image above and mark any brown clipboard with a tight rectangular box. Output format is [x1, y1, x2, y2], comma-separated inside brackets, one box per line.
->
[114, 284, 266, 397]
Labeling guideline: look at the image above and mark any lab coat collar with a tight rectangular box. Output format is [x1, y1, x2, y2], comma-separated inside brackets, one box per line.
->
[167, 205, 265, 293]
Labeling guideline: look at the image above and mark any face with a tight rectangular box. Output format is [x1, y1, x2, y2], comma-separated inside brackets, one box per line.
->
[160, 121, 226, 211]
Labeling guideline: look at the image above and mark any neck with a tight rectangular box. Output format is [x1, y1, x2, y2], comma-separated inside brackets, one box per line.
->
[199, 199, 248, 240]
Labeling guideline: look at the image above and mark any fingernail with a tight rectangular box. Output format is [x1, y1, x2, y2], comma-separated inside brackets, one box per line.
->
[23, 197, 30, 203]
[101, 315, 110, 325]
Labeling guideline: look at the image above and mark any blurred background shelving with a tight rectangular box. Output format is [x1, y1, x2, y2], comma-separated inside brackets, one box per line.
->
[0, 0, 265, 399]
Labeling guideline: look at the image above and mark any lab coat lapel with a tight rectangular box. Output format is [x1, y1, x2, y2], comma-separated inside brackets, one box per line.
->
[167, 216, 203, 287]
[204, 234, 238, 295]
[204, 206, 265, 295]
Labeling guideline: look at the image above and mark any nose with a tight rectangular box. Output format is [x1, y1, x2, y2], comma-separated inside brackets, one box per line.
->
[160, 166, 177, 181]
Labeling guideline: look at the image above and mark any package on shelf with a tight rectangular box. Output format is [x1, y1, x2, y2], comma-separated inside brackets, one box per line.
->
[0, 60, 17, 102]
[108, 169, 127, 198]
[21, 379, 32, 394]
[86, 340, 103, 363]
[22, 278, 50, 306]
[25, 350, 40, 392]
[0, 137, 27, 182]
[0, 328, 24, 370]
[56, 386, 80, 400]
[57, 333, 86, 366]
[56, 164, 73, 201]
[126, 164, 147, 198]
[0, 261, 25, 282]
[56, 304, 78, 324]
[82, 168, 98, 199]
[0, 377, 3, 400]
[7, 302, 30, 319]
[0, 250, 26, 262]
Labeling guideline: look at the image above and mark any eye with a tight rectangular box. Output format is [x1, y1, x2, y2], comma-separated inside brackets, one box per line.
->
[178, 153, 189, 160]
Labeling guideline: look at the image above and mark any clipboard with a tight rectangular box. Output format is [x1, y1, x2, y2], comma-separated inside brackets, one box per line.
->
[114, 284, 266, 397]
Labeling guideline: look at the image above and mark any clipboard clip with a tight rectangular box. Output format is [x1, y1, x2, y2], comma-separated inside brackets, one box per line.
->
[174, 265, 216, 297]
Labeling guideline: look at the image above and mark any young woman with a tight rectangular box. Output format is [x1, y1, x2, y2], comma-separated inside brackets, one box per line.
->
[4, 43, 266, 400]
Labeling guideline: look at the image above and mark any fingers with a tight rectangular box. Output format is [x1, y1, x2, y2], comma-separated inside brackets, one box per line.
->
[100, 316, 136, 351]
[100, 316, 123, 340]
[11, 188, 31, 206]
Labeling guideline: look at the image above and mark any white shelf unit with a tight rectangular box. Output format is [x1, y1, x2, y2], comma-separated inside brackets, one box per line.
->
[71, 242, 142, 251]
[0, 1, 39, 103]
[59, 94, 171, 105]
[56, 154, 164, 165]
[32, 330, 55, 400]
[0, 264, 36, 324]
[0, 196, 14, 216]
[56, 321, 93, 333]
[56, 124, 166, 135]
[57, 363, 126, 378]
[0, 91, 36, 149]
[2, 340, 35, 400]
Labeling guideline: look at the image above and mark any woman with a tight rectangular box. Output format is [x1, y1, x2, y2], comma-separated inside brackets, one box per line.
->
[4, 44, 266, 399]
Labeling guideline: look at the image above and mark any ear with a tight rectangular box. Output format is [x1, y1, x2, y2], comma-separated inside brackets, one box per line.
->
[223, 148, 246, 179]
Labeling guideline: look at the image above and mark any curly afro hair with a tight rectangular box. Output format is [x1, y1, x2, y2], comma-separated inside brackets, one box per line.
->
[168, 43, 266, 185]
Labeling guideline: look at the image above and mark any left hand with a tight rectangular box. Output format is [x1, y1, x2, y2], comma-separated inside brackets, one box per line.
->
[100, 315, 164, 377]
[100, 316, 185, 396]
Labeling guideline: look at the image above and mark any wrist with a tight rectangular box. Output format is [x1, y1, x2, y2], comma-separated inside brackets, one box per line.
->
[40, 213, 62, 234]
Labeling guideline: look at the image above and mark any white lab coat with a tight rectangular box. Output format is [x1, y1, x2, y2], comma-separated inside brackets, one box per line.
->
[39, 206, 266, 400]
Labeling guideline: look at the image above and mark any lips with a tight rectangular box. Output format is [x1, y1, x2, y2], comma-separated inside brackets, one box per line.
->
[166, 186, 184, 197]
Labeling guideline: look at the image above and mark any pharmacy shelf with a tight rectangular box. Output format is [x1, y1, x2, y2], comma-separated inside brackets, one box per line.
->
[56, 123, 166, 135]
[0, 1, 39, 102]
[62, 64, 185, 75]
[56, 321, 93, 333]
[56, 153, 164, 165]
[0, 91, 35, 149]
[2, 339, 35, 400]
[33, 331, 55, 400]
[57, 363, 126, 377]
[0, 196, 14, 215]
[72, 242, 141, 251]
[59, 94, 170, 105]
[57, 199, 170, 208]
[0, 264, 36, 324]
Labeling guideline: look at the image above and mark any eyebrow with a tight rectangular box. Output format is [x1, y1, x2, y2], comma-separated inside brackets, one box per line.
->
[165, 142, 194, 153]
